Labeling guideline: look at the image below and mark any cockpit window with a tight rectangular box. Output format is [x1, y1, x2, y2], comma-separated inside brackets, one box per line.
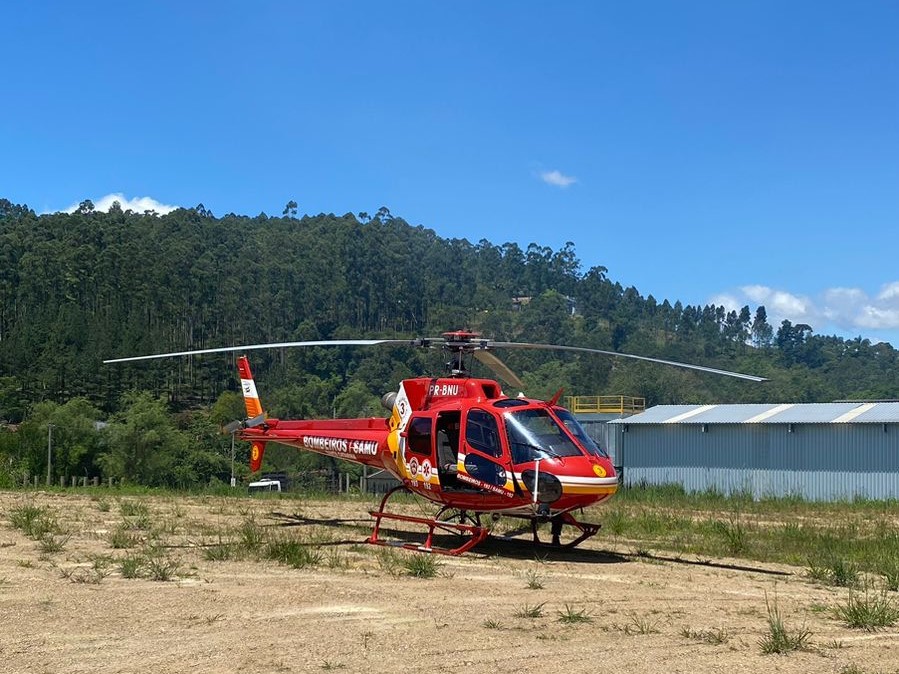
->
[555, 408, 609, 458]
[504, 408, 583, 463]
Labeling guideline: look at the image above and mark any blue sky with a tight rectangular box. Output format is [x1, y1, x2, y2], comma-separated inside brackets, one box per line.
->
[3, 2, 898, 345]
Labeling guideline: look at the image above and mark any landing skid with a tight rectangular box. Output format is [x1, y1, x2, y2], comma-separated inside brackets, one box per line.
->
[368, 486, 489, 556]
[528, 511, 601, 549]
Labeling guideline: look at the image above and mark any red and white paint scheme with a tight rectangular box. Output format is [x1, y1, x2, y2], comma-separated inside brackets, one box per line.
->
[106, 330, 764, 554]
[236, 360, 618, 554]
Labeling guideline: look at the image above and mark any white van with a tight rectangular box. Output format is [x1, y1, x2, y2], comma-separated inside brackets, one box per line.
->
[248, 478, 282, 493]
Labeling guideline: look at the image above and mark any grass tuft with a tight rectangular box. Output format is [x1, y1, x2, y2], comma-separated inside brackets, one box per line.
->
[680, 626, 730, 645]
[623, 612, 662, 635]
[10, 504, 60, 539]
[203, 541, 237, 561]
[119, 554, 144, 579]
[238, 517, 267, 553]
[145, 554, 180, 581]
[514, 602, 546, 619]
[524, 568, 545, 590]
[376, 548, 404, 577]
[833, 583, 899, 631]
[108, 525, 141, 549]
[807, 556, 860, 587]
[264, 535, 322, 569]
[715, 516, 749, 555]
[37, 533, 69, 554]
[557, 603, 593, 624]
[403, 553, 441, 578]
[119, 500, 149, 517]
[759, 591, 811, 654]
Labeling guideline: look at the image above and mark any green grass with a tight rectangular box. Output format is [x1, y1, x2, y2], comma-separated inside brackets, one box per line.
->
[807, 556, 860, 587]
[758, 592, 811, 654]
[680, 626, 730, 645]
[623, 612, 662, 635]
[833, 584, 899, 631]
[524, 568, 545, 590]
[601, 484, 899, 576]
[877, 557, 899, 592]
[714, 516, 749, 555]
[238, 517, 267, 553]
[557, 604, 593, 624]
[9, 504, 60, 539]
[119, 554, 144, 578]
[119, 500, 150, 517]
[403, 553, 441, 578]
[145, 554, 180, 581]
[203, 541, 237, 561]
[37, 532, 69, 553]
[263, 535, 323, 569]
[513, 602, 546, 619]
[108, 525, 141, 549]
[376, 548, 404, 577]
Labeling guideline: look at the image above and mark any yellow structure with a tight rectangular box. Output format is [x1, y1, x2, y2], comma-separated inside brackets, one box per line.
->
[564, 395, 645, 415]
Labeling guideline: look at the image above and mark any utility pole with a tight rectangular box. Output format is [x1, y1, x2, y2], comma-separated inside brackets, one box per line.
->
[46, 423, 55, 486]
[230, 431, 236, 488]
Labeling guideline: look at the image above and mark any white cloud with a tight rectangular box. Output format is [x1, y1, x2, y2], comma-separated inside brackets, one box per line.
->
[856, 306, 899, 329]
[539, 170, 577, 188]
[739, 285, 813, 321]
[709, 293, 741, 312]
[59, 193, 179, 215]
[712, 281, 899, 343]
[877, 282, 899, 303]
[822, 287, 866, 322]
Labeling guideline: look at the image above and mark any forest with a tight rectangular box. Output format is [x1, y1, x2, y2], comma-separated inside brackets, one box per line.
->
[1, 197, 897, 488]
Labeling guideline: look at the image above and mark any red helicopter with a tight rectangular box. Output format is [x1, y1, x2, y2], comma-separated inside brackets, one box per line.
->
[106, 330, 765, 555]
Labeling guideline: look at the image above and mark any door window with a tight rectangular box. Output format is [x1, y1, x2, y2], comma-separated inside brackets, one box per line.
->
[465, 409, 502, 457]
[406, 416, 433, 456]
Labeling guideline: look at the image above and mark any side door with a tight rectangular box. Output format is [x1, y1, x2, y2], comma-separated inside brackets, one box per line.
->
[400, 415, 438, 490]
[457, 408, 515, 497]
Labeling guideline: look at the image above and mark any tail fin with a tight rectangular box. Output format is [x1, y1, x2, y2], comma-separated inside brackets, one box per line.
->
[249, 440, 267, 473]
[237, 356, 264, 419]
[237, 356, 267, 472]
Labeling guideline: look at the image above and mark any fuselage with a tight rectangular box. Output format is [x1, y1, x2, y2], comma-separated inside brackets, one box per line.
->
[241, 376, 618, 517]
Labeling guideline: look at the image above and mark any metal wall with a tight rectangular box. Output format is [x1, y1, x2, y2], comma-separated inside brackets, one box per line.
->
[617, 422, 899, 501]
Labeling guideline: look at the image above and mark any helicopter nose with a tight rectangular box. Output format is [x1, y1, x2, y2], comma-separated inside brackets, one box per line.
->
[521, 469, 563, 503]
[592, 459, 615, 479]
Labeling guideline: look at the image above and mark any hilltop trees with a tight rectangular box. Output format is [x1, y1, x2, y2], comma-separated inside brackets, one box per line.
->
[0, 197, 898, 485]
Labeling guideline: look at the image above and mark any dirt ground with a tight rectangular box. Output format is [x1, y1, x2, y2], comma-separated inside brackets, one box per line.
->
[1, 490, 898, 674]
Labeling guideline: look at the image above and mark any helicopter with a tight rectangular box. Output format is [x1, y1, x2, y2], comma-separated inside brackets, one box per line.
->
[105, 330, 766, 555]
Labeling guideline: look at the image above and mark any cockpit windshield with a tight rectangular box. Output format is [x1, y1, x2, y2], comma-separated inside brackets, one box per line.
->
[504, 408, 584, 464]
[554, 408, 609, 458]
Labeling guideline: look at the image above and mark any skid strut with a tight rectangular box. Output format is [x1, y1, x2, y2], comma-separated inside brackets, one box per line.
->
[531, 511, 601, 549]
[368, 486, 489, 556]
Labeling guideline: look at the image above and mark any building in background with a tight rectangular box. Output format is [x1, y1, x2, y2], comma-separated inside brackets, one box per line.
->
[604, 402, 899, 501]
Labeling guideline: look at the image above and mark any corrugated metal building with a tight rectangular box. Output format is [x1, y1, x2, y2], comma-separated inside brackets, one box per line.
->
[604, 402, 899, 501]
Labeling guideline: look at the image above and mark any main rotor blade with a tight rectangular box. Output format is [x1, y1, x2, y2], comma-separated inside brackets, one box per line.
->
[473, 350, 525, 390]
[485, 341, 768, 382]
[103, 339, 417, 364]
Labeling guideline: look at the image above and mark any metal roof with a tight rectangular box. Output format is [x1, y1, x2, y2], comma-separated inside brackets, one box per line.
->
[610, 402, 899, 425]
